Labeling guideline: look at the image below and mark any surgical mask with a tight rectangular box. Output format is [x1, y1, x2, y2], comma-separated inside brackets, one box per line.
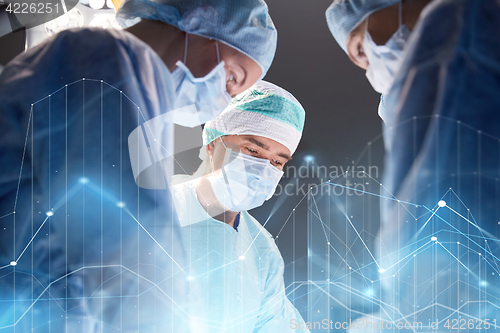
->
[363, 2, 410, 94]
[170, 34, 231, 128]
[208, 138, 284, 212]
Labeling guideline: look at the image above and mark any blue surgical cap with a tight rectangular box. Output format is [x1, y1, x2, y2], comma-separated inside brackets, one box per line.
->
[117, 0, 277, 78]
[203, 81, 305, 155]
[325, 0, 400, 53]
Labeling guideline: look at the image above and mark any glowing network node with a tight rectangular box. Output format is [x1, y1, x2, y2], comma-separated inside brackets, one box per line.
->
[378, 268, 386, 273]
[304, 155, 314, 162]
[116, 201, 126, 208]
[239, 255, 245, 260]
[480, 281, 488, 287]
[438, 200, 446, 207]
[431, 236, 437, 241]
[46, 211, 54, 217]
[79, 177, 89, 184]
[187, 276, 194, 281]
[10, 261, 17, 266]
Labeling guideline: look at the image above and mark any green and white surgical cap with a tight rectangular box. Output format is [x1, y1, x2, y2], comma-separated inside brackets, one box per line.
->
[203, 81, 305, 155]
[326, 0, 400, 53]
[117, 0, 277, 78]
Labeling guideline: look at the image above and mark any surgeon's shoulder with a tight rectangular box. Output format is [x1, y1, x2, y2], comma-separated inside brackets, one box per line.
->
[48, 28, 139, 53]
[408, 0, 463, 61]
[242, 212, 281, 253]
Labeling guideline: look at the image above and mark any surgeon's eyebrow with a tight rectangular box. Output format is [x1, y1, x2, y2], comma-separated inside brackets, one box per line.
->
[246, 137, 292, 161]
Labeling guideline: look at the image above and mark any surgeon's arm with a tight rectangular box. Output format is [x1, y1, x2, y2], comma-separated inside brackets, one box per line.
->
[253, 252, 310, 332]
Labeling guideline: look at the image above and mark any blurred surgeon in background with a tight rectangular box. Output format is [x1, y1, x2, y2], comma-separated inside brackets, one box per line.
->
[326, 0, 500, 331]
[170, 81, 309, 332]
[0, 0, 276, 331]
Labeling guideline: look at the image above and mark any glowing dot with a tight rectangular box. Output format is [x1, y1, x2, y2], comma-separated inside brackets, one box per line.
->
[10, 261, 17, 266]
[431, 236, 437, 241]
[480, 281, 488, 287]
[479, 253, 482, 256]
[438, 200, 446, 207]
[187, 276, 194, 281]
[327, 242, 330, 245]
[349, 267, 352, 270]
[79, 177, 89, 184]
[371, 281, 374, 283]
[46, 211, 54, 217]
[378, 268, 385, 273]
[239, 255, 245, 260]
[457, 242, 460, 244]
[304, 155, 314, 162]
[116, 202, 126, 208]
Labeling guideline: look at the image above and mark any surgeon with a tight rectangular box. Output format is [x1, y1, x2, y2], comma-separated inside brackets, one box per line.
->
[326, 0, 500, 331]
[170, 81, 309, 332]
[0, 0, 276, 331]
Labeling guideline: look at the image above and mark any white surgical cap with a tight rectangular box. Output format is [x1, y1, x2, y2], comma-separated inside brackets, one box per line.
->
[203, 81, 305, 156]
[326, 0, 400, 52]
[117, 0, 277, 78]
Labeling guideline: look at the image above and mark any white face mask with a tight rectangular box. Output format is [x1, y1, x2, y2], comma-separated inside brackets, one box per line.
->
[207, 138, 284, 212]
[170, 34, 231, 128]
[363, 2, 411, 94]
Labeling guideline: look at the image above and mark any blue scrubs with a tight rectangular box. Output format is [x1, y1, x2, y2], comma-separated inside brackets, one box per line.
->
[378, 0, 500, 328]
[170, 175, 309, 332]
[0, 28, 188, 332]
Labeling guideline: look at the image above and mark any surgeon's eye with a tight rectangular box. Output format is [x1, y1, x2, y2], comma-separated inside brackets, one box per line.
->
[273, 159, 283, 166]
[246, 147, 258, 154]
